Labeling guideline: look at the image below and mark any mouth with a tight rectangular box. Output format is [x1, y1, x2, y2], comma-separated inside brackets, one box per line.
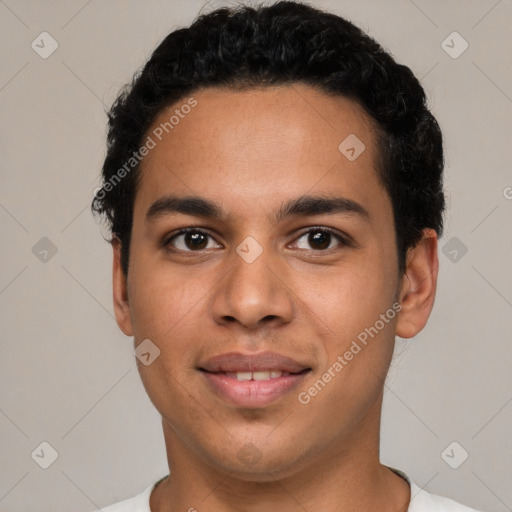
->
[199, 369, 311, 408]
[198, 352, 312, 407]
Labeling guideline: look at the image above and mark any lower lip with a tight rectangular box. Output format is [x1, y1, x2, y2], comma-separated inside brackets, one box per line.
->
[200, 371, 309, 408]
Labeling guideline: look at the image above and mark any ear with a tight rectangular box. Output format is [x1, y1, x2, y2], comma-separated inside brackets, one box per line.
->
[395, 228, 439, 339]
[112, 237, 133, 336]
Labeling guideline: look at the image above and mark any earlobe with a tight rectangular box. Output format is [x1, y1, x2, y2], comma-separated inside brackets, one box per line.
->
[112, 237, 133, 336]
[395, 228, 439, 339]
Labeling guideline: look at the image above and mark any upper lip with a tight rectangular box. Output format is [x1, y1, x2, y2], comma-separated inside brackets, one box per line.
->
[199, 351, 310, 373]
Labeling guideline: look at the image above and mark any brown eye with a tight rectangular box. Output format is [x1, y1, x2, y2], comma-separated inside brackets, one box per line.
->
[294, 228, 346, 251]
[166, 229, 219, 252]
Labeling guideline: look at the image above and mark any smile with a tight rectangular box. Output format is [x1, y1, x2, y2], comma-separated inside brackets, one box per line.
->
[225, 370, 289, 380]
[200, 368, 310, 408]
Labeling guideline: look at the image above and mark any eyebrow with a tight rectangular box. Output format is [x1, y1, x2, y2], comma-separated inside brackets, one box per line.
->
[145, 194, 370, 225]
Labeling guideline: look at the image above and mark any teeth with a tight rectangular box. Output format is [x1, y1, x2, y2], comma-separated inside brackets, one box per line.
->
[225, 370, 285, 381]
[253, 371, 271, 381]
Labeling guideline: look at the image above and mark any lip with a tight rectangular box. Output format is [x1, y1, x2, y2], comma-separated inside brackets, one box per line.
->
[201, 370, 310, 407]
[199, 351, 311, 408]
[199, 351, 310, 373]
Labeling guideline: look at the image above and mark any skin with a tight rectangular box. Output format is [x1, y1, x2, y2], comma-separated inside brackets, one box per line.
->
[112, 83, 439, 512]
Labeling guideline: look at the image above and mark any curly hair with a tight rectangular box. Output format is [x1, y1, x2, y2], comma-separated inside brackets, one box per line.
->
[92, 0, 445, 277]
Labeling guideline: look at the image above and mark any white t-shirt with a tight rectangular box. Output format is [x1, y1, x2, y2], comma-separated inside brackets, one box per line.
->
[97, 469, 481, 512]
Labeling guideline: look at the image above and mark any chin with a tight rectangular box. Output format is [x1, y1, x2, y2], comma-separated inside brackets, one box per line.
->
[203, 439, 312, 481]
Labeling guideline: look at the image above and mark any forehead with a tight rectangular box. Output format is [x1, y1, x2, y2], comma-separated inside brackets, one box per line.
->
[135, 84, 388, 222]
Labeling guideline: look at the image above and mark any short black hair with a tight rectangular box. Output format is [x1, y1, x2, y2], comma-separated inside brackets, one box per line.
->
[92, 0, 445, 277]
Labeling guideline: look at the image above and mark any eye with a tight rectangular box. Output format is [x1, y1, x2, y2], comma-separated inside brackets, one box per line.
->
[165, 228, 221, 252]
[164, 226, 349, 254]
[292, 227, 348, 251]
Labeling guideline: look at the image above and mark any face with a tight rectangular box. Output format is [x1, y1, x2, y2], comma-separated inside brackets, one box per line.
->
[113, 84, 438, 479]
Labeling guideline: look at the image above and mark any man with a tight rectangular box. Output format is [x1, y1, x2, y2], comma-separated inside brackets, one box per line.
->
[91, 1, 480, 510]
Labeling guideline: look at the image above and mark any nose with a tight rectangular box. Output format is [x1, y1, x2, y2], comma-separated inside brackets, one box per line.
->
[210, 242, 294, 331]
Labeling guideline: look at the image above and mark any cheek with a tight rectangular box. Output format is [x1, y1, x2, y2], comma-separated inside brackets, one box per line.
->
[128, 267, 209, 417]
[127, 260, 206, 340]
[298, 253, 398, 402]
[295, 270, 397, 434]
[298, 256, 393, 335]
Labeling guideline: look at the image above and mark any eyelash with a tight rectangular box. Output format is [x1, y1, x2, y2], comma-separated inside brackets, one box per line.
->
[163, 226, 350, 255]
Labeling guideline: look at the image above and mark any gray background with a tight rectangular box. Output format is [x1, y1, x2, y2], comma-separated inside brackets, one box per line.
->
[0, 0, 511, 510]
